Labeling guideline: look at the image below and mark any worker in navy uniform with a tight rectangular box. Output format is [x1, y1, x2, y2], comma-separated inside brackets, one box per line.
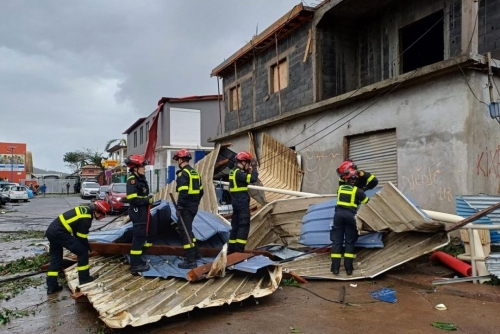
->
[331, 170, 369, 276]
[172, 149, 204, 269]
[228, 151, 258, 254]
[125, 154, 154, 274]
[336, 159, 378, 190]
[45, 200, 110, 294]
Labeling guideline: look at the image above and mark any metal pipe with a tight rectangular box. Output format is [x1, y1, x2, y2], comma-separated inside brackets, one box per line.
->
[468, 227, 478, 284]
[213, 181, 333, 198]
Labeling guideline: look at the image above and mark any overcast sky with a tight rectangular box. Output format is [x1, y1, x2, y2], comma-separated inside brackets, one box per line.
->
[0, 0, 303, 173]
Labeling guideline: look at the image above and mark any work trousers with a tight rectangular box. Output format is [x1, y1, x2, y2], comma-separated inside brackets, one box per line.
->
[330, 210, 358, 271]
[46, 229, 89, 287]
[130, 222, 148, 267]
[179, 207, 198, 261]
[228, 204, 250, 254]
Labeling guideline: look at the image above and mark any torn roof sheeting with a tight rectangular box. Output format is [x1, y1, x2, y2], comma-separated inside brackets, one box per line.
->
[249, 182, 449, 280]
[64, 256, 282, 328]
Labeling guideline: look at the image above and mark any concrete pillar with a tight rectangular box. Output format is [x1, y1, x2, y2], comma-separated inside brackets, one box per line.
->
[461, 0, 479, 54]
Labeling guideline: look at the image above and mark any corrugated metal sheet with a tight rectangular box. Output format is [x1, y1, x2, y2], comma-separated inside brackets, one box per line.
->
[349, 130, 398, 186]
[64, 256, 282, 328]
[457, 195, 500, 243]
[485, 253, 500, 278]
[249, 133, 303, 211]
[356, 182, 444, 233]
[249, 182, 449, 280]
[231, 255, 276, 274]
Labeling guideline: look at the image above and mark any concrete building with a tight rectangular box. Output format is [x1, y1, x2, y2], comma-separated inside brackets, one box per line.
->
[0, 142, 26, 183]
[123, 95, 222, 189]
[211, 0, 500, 213]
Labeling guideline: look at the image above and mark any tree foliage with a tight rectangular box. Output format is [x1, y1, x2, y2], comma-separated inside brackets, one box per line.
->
[63, 149, 107, 173]
[104, 138, 127, 157]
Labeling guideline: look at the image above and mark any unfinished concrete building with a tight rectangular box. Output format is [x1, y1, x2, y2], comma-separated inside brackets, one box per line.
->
[211, 0, 500, 214]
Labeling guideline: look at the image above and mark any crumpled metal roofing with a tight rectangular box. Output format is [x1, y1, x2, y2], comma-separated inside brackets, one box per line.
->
[456, 195, 500, 243]
[64, 256, 282, 328]
[249, 182, 449, 280]
[485, 253, 500, 278]
[299, 188, 384, 248]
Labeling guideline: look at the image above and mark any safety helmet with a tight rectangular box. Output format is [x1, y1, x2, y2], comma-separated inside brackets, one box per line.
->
[342, 169, 359, 181]
[124, 154, 149, 168]
[173, 149, 192, 161]
[93, 200, 111, 215]
[337, 160, 357, 177]
[235, 151, 252, 162]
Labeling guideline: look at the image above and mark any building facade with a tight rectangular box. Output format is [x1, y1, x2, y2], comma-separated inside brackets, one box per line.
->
[123, 95, 222, 190]
[211, 0, 500, 214]
[0, 142, 27, 183]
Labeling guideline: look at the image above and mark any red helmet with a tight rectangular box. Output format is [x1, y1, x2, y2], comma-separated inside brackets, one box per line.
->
[124, 154, 149, 168]
[342, 169, 359, 181]
[337, 160, 357, 176]
[235, 151, 252, 162]
[93, 200, 111, 215]
[173, 149, 192, 161]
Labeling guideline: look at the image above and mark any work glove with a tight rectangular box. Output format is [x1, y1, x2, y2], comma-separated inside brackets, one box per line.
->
[250, 158, 257, 168]
[148, 194, 154, 204]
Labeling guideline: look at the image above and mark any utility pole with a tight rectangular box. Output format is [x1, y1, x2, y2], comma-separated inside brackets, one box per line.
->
[7, 146, 17, 182]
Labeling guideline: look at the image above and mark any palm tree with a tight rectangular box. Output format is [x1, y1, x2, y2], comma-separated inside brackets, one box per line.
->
[104, 139, 127, 157]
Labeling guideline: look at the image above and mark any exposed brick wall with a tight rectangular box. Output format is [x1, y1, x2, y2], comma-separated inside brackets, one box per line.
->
[222, 23, 313, 133]
[479, 0, 500, 56]
[450, 0, 462, 57]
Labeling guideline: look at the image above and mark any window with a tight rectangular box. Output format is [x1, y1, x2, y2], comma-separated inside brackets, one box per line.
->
[270, 58, 289, 93]
[146, 121, 150, 141]
[133, 131, 137, 148]
[400, 11, 444, 74]
[140, 126, 144, 145]
[229, 85, 241, 112]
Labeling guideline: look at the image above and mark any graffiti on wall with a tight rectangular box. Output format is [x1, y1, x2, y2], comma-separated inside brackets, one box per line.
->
[302, 147, 341, 193]
[476, 145, 500, 178]
[401, 162, 453, 202]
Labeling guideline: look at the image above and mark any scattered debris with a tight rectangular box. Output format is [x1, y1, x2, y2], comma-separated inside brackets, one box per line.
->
[370, 288, 397, 304]
[289, 326, 301, 333]
[350, 284, 357, 288]
[281, 278, 300, 287]
[431, 322, 458, 331]
[0, 307, 30, 326]
[0, 230, 46, 243]
[434, 304, 447, 311]
[0, 253, 50, 275]
[0, 277, 44, 301]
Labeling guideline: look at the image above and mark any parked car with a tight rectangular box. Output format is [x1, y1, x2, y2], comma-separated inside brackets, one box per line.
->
[96, 185, 110, 200]
[0, 192, 8, 205]
[105, 183, 128, 214]
[80, 182, 101, 199]
[0, 182, 17, 190]
[1, 185, 29, 202]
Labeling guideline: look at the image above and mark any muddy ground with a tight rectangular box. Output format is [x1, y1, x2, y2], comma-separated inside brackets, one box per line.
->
[1, 196, 499, 334]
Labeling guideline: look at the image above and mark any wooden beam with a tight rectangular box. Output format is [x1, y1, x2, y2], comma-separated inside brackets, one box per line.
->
[88, 242, 275, 259]
[303, 29, 312, 63]
[461, 0, 478, 54]
[187, 253, 255, 282]
[282, 271, 308, 284]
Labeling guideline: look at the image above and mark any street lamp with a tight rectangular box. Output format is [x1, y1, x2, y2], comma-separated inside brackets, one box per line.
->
[7, 146, 17, 182]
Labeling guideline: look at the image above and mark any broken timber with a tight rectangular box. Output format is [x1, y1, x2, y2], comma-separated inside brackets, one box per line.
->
[187, 253, 255, 282]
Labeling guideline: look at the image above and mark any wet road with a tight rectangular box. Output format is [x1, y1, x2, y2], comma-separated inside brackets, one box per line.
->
[1, 196, 499, 334]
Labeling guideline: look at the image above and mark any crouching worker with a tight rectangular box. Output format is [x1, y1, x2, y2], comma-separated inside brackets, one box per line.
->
[331, 170, 369, 276]
[45, 200, 110, 294]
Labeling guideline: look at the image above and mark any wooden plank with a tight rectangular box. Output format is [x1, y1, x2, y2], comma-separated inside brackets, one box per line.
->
[187, 253, 255, 282]
[303, 28, 312, 62]
[283, 271, 308, 284]
[87, 242, 274, 258]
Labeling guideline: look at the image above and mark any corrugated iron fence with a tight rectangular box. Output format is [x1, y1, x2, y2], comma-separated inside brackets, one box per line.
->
[20, 179, 78, 194]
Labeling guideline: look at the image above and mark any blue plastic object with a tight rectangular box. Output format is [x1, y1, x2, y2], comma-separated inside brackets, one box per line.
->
[370, 288, 397, 303]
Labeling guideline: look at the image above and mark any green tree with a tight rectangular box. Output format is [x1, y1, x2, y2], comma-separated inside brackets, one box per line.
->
[63, 151, 87, 173]
[104, 138, 127, 157]
[84, 149, 107, 171]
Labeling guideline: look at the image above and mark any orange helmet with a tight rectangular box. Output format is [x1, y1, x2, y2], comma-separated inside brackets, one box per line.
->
[173, 149, 192, 161]
[235, 151, 252, 162]
[93, 200, 111, 215]
[124, 154, 149, 168]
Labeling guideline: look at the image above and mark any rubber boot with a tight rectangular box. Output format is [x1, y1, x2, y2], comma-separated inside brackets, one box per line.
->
[178, 249, 197, 269]
[47, 285, 63, 294]
[79, 273, 99, 285]
[130, 260, 150, 274]
[331, 258, 341, 275]
[193, 243, 202, 260]
[344, 258, 354, 276]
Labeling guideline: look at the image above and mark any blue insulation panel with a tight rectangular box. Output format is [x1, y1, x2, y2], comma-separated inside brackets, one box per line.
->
[230, 255, 276, 274]
[456, 197, 500, 243]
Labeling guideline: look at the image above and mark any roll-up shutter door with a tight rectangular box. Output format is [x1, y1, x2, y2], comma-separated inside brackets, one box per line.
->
[348, 130, 397, 186]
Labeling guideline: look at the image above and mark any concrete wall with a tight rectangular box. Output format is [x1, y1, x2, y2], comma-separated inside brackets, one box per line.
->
[222, 23, 314, 133]
[224, 71, 500, 214]
[126, 112, 156, 156]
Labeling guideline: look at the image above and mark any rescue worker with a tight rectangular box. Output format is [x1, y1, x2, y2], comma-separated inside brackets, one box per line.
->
[331, 170, 369, 276]
[173, 149, 204, 269]
[228, 151, 258, 254]
[45, 200, 110, 294]
[336, 159, 378, 190]
[125, 154, 154, 274]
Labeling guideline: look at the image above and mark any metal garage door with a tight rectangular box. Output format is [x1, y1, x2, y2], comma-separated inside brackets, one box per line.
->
[348, 130, 397, 186]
